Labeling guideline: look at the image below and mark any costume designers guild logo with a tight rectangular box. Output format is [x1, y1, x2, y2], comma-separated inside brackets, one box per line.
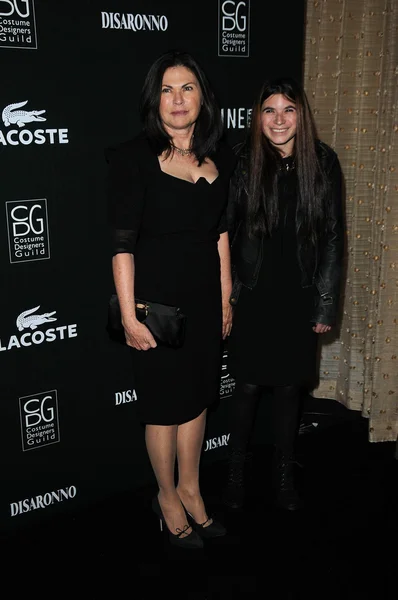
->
[6, 198, 50, 263]
[19, 390, 60, 451]
[0, 305, 78, 352]
[101, 11, 168, 32]
[0, 0, 37, 49]
[0, 101, 69, 146]
[219, 349, 235, 398]
[218, 0, 250, 57]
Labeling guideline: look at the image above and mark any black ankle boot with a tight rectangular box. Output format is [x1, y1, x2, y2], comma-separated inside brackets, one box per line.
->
[222, 449, 250, 509]
[272, 448, 302, 511]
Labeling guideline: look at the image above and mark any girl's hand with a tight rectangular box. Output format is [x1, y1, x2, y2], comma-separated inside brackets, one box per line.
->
[312, 323, 332, 334]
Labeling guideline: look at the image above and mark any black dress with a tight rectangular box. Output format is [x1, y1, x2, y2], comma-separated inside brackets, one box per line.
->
[227, 157, 318, 387]
[107, 133, 236, 425]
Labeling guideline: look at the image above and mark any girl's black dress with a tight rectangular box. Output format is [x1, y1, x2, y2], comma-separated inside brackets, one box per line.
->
[107, 133, 236, 425]
[227, 156, 318, 387]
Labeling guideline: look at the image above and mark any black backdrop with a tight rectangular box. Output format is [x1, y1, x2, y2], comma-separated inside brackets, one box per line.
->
[1, 0, 305, 533]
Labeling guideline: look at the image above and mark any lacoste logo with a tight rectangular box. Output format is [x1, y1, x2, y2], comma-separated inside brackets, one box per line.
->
[2, 101, 46, 128]
[16, 306, 57, 331]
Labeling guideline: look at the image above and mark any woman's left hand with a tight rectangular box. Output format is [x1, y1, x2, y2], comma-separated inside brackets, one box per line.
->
[313, 323, 332, 334]
[222, 302, 233, 339]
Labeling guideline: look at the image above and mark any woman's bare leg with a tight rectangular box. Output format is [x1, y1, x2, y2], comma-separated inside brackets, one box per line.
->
[175, 409, 211, 524]
[145, 423, 192, 536]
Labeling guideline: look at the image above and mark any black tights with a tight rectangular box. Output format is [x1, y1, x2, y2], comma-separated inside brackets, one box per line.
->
[228, 382, 303, 455]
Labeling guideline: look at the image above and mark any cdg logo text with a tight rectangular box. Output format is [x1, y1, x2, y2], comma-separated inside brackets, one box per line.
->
[221, 1, 247, 31]
[0, 0, 31, 17]
[10, 203, 44, 236]
[23, 395, 55, 427]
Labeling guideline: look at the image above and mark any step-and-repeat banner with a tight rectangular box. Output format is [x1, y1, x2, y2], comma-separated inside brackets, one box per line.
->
[1, 0, 305, 532]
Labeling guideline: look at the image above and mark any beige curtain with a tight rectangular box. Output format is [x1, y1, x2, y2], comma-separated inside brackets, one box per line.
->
[304, 0, 398, 442]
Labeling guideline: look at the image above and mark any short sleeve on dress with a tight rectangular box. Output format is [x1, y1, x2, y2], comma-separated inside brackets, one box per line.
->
[105, 143, 146, 256]
[218, 211, 228, 235]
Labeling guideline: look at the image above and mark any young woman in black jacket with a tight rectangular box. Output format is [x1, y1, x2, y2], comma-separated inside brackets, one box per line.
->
[223, 77, 344, 511]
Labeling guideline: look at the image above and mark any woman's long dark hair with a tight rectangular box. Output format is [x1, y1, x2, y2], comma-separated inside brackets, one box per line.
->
[246, 77, 328, 243]
[139, 50, 224, 165]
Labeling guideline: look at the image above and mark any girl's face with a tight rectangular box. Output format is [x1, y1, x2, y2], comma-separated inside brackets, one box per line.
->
[260, 93, 297, 157]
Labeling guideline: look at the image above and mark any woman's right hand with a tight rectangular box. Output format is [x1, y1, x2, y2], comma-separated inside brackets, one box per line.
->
[123, 320, 157, 351]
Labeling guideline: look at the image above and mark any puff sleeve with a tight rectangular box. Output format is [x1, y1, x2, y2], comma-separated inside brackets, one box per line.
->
[105, 144, 146, 256]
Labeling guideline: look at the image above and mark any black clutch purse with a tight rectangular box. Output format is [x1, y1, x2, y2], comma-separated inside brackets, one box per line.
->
[107, 294, 186, 349]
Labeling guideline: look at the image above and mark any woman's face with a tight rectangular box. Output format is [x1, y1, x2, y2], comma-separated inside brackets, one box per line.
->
[159, 66, 203, 135]
[260, 93, 297, 156]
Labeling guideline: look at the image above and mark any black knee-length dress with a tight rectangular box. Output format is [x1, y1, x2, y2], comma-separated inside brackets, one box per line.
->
[107, 133, 236, 425]
[228, 157, 319, 387]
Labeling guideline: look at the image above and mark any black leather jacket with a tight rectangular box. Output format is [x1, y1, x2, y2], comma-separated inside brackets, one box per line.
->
[227, 140, 344, 326]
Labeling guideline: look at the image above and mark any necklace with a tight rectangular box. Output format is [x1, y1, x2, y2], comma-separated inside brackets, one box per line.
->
[171, 144, 193, 157]
[285, 161, 295, 171]
[281, 156, 295, 172]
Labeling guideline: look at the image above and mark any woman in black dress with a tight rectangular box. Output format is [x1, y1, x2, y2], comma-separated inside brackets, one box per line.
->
[106, 51, 235, 548]
[223, 77, 344, 511]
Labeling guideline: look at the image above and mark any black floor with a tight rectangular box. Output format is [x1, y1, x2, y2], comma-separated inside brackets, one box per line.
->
[3, 411, 398, 599]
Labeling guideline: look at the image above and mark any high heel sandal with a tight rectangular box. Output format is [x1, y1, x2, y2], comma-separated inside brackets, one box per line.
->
[181, 503, 227, 539]
[151, 496, 204, 549]
[186, 513, 227, 539]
